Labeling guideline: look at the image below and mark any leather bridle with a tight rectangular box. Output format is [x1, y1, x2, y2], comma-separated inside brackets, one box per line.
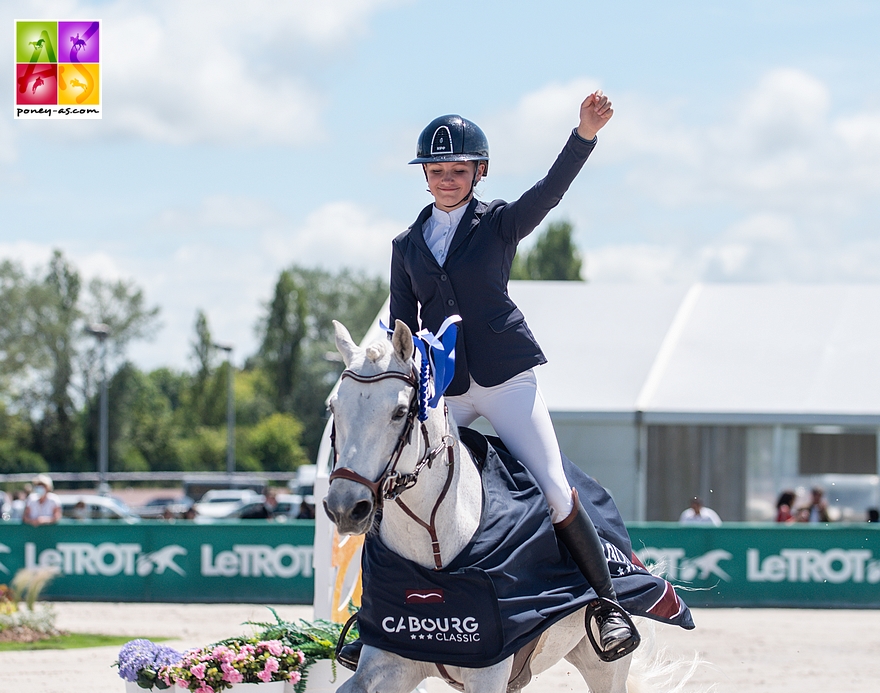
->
[328, 365, 456, 569]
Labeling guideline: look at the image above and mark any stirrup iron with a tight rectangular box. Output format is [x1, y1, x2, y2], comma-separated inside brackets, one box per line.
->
[584, 597, 641, 662]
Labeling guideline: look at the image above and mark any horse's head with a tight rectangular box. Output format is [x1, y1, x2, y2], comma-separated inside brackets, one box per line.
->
[323, 319, 417, 535]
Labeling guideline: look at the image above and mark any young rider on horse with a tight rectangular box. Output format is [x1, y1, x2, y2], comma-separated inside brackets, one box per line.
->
[338, 91, 637, 669]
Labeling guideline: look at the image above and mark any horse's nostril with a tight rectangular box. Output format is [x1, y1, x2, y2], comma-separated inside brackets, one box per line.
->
[351, 500, 373, 523]
[322, 499, 338, 523]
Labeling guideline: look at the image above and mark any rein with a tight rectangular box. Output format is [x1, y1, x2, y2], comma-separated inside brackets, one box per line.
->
[328, 366, 456, 568]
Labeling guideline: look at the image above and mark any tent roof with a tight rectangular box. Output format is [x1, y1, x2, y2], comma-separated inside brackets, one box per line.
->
[508, 282, 880, 425]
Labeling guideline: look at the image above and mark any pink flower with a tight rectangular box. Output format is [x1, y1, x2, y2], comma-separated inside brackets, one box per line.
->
[212, 646, 233, 662]
[175, 679, 188, 689]
[264, 657, 279, 675]
[222, 667, 243, 684]
[265, 640, 283, 657]
[196, 684, 214, 693]
[289, 671, 302, 685]
[257, 669, 273, 683]
[190, 663, 207, 680]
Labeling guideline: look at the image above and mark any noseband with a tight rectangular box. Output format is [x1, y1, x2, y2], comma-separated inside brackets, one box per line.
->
[329, 366, 454, 506]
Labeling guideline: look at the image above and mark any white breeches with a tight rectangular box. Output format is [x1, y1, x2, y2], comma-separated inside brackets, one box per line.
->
[446, 369, 574, 524]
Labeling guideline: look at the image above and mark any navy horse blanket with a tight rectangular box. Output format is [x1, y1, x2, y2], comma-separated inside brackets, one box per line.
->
[358, 427, 694, 667]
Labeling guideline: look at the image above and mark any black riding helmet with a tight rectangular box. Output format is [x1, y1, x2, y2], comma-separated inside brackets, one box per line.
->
[409, 114, 490, 176]
[410, 115, 489, 208]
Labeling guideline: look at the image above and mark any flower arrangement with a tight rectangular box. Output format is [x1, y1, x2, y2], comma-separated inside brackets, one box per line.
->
[115, 639, 183, 690]
[164, 639, 305, 692]
[245, 607, 358, 692]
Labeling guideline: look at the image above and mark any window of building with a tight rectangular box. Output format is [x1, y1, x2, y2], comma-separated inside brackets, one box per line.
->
[799, 431, 878, 475]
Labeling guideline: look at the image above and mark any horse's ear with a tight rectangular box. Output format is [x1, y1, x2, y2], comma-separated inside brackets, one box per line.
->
[392, 319, 414, 364]
[333, 320, 358, 367]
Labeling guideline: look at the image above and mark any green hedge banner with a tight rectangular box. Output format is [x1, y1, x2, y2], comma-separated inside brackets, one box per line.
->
[0, 521, 315, 604]
[628, 523, 880, 608]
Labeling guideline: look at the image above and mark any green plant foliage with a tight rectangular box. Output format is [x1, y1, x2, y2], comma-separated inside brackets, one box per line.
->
[245, 607, 359, 693]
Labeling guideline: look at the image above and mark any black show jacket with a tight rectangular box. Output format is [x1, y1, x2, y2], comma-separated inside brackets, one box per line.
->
[390, 130, 597, 396]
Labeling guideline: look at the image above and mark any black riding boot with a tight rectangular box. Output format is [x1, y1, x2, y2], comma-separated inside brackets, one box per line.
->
[336, 639, 362, 671]
[335, 614, 362, 671]
[554, 489, 640, 661]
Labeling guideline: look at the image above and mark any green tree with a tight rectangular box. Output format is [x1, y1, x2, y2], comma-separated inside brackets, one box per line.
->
[30, 251, 84, 470]
[253, 266, 388, 459]
[511, 220, 584, 281]
[241, 412, 309, 472]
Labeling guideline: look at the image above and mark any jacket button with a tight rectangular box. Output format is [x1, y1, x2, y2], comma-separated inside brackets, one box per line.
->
[440, 274, 447, 281]
[447, 299, 455, 306]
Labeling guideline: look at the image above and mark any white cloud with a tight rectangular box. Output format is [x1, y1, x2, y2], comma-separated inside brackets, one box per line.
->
[9, 0, 405, 145]
[485, 78, 603, 174]
[261, 200, 401, 275]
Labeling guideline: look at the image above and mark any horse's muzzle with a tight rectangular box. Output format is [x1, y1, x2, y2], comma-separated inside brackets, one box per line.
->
[323, 481, 376, 535]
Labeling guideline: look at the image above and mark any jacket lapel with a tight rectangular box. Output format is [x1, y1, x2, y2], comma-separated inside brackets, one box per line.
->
[408, 203, 437, 262]
[445, 198, 482, 265]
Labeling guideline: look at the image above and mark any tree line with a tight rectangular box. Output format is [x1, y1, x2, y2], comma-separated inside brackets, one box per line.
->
[0, 222, 582, 476]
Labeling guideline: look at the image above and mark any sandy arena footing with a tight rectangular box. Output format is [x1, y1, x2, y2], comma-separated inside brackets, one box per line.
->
[1, 603, 878, 693]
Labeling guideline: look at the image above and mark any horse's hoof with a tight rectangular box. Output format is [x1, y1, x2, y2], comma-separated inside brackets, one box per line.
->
[337, 639, 363, 671]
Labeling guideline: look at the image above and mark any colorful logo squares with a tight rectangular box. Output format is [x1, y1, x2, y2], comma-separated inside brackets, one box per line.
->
[14, 20, 102, 118]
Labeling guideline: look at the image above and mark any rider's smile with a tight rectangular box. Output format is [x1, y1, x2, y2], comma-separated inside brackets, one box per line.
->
[425, 162, 484, 212]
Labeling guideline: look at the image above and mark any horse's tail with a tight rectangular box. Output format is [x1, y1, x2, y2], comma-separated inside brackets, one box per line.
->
[626, 619, 716, 693]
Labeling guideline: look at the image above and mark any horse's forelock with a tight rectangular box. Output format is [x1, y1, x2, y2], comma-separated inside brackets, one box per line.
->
[364, 341, 387, 363]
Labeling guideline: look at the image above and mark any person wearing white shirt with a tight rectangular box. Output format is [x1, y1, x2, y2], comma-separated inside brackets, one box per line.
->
[23, 474, 62, 526]
[679, 497, 722, 526]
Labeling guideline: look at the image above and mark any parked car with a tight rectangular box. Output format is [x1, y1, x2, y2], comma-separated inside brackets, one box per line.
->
[272, 493, 316, 521]
[59, 494, 142, 523]
[192, 489, 265, 518]
[132, 495, 194, 519]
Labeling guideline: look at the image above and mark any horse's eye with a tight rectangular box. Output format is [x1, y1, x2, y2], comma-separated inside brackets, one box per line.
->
[392, 405, 408, 421]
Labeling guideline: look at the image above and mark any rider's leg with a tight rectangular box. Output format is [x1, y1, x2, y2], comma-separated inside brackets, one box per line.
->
[461, 370, 636, 658]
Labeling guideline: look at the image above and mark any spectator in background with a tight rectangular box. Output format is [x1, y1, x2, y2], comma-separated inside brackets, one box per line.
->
[183, 507, 197, 521]
[868, 508, 879, 523]
[71, 500, 90, 520]
[23, 474, 62, 526]
[297, 500, 315, 520]
[0, 490, 10, 520]
[679, 497, 722, 526]
[10, 489, 28, 521]
[801, 486, 831, 523]
[775, 490, 797, 523]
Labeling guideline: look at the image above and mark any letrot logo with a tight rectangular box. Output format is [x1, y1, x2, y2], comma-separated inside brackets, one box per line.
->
[14, 19, 102, 119]
[636, 547, 734, 582]
[747, 548, 880, 584]
[25, 542, 187, 577]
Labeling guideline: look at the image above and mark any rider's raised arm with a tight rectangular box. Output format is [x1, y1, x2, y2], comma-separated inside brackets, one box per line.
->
[492, 91, 613, 246]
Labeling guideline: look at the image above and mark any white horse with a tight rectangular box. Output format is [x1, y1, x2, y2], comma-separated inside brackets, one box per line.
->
[324, 319, 677, 693]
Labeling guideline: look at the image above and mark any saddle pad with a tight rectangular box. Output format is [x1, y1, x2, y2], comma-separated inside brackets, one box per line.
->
[357, 428, 693, 667]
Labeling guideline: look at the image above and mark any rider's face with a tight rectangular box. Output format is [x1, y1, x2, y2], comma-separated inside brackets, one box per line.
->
[425, 161, 484, 212]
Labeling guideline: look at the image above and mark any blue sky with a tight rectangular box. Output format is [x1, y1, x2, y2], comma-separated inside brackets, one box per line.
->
[3, 1, 880, 370]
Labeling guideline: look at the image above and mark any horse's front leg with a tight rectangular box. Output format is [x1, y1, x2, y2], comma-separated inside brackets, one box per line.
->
[459, 657, 514, 693]
[337, 644, 431, 693]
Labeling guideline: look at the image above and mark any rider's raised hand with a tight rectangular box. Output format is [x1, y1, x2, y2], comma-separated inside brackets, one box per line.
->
[577, 90, 613, 141]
